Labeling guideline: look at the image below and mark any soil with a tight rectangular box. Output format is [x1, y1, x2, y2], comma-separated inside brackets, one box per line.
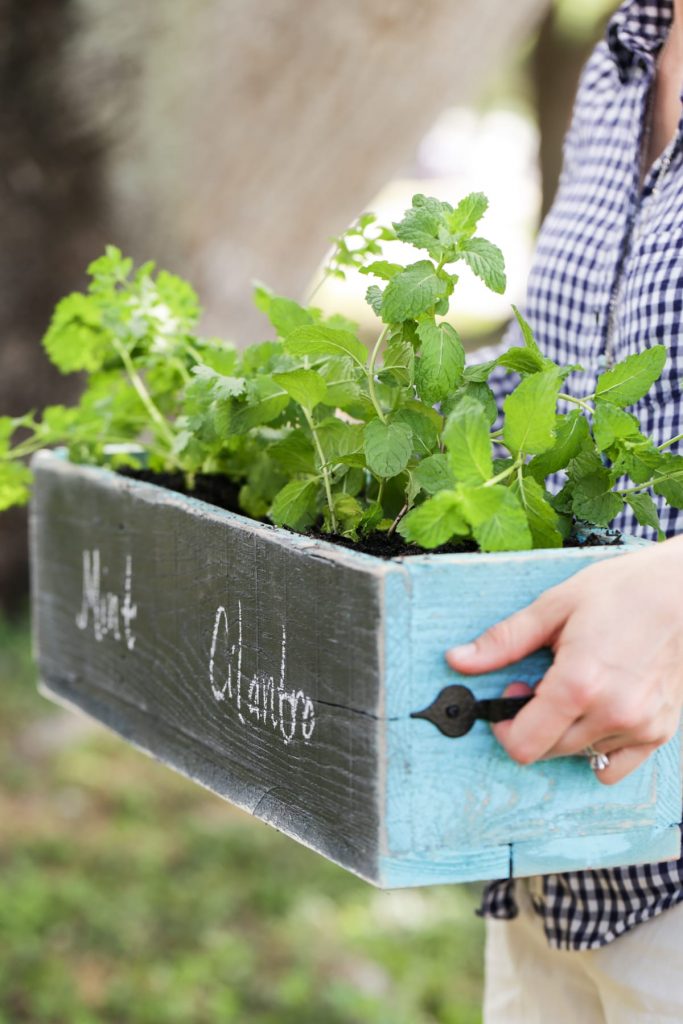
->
[119, 469, 622, 560]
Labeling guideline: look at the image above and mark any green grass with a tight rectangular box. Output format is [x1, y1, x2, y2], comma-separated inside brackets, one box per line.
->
[0, 614, 484, 1024]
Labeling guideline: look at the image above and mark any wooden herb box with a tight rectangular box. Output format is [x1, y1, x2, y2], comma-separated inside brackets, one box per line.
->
[30, 451, 682, 887]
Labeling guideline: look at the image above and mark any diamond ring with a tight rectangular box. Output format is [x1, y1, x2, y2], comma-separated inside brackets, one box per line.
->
[583, 745, 610, 771]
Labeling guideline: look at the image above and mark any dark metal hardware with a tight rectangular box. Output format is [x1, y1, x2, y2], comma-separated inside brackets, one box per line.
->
[410, 683, 534, 739]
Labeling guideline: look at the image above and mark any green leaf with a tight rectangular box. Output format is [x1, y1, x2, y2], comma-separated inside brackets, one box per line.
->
[365, 285, 384, 316]
[229, 377, 289, 433]
[363, 419, 413, 479]
[442, 396, 493, 484]
[443, 381, 498, 426]
[285, 325, 367, 368]
[393, 194, 452, 261]
[0, 461, 33, 510]
[510, 475, 563, 548]
[269, 431, 316, 474]
[497, 348, 547, 375]
[359, 261, 403, 281]
[329, 492, 364, 538]
[568, 450, 613, 494]
[414, 320, 465, 403]
[316, 419, 365, 464]
[503, 368, 561, 455]
[272, 369, 328, 410]
[411, 453, 456, 495]
[595, 345, 667, 407]
[42, 293, 108, 373]
[445, 192, 489, 239]
[393, 406, 439, 456]
[397, 491, 469, 549]
[269, 478, 319, 529]
[381, 261, 449, 323]
[459, 484, 533, 552]
[572, 489, 624, 527]
[265, 297, 313, 338]
[189, 364, 247, 400]
[511, 305, 543, 358]
[626, 492, 664, 539]
[528, 411, 591, 482]
[593, 402, 641, 451]
[460, 238, 506, 294]
[317, 357, 362, 408]
[378, 340, 415, 387]
[463, 359, 499, 383]
[653, 454, 683, 507]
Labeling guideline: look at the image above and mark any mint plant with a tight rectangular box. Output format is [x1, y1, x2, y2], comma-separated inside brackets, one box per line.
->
[2, 193, 682, 553]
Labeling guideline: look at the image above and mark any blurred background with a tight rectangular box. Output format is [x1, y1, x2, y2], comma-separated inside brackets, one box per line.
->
[1, 2, 613, 1021]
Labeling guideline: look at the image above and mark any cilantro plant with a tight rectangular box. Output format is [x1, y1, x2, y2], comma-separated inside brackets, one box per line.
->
[2, 193, 683, 552]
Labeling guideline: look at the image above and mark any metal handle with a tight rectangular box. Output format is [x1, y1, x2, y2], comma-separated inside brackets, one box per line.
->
[410, 683, 534, 739]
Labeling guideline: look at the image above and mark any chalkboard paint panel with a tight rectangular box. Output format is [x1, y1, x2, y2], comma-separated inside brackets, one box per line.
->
[30, 452, 394, 883]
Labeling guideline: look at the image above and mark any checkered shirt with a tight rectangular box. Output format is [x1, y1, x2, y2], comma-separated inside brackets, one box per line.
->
[479, 0, 683, 950]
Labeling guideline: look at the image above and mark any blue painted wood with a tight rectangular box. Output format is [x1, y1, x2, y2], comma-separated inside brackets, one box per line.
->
[381, 545, 683, 884]
[30, 451, 683, 888]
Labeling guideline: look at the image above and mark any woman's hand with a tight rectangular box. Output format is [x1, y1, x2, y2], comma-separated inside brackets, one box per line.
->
[445, 535, 683, 784]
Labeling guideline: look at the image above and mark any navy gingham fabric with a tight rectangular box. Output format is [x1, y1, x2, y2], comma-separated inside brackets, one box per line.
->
[479, 0, 683, 950]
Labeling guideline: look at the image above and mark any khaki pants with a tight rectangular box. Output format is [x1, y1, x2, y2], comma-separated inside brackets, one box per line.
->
[484, 879, 683, 1023]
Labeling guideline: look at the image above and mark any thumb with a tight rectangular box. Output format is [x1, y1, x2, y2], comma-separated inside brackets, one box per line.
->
[445, 590, 568, 675]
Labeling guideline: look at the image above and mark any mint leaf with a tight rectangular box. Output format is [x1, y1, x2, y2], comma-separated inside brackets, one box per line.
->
[378, 340, 415, 387]
[595, 346, 667, 407]
[365, 285, 384, 316]
[270, 431, 316, 474]
[626, 492, 664, 539]
[359, 261, 403, 281]
[393, 195, 452, 261]
[265, 296, 312, 337]
[497, 348, 546, 375]
[269, 478, 319, 529]
[653, 454, 683, 507]
[415, 319, 465, 403]
[285, 325, 367, 368]
[593, 402, 641, 451]
[511, 305, 543, 359]
[459, 484, 533, 551]
[510, 474, 563, 548]
[573, 489, 624, 527]
[446, 192, 488, 239]
[272, 368, 328, 410]
[460, 238, 506, 294]
[528, 411, 591, 481]
[317, 357, 362, 409]
[229, 377, 289, 432]
[393, 406, 439, 456]
[463, 359, 499, 383]
[381, 261, 449, 322]
[443, 396, 493, 484]
[503, 368, 560, 455]
[412, 453, 456, 495]
[363, 419, 413, 478]
[316, 419, 365, 464]
[397, 491, 468, 549]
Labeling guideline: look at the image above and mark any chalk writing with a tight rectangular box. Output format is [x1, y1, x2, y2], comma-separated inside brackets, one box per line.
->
[75, 549, 137, 650]
[209, 600, 316, 745]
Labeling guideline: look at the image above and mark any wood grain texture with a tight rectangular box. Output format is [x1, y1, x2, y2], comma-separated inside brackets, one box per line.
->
[30, 451, 683, 888]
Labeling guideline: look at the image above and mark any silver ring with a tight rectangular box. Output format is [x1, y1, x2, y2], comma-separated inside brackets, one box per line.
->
[583, 745, 610, 772]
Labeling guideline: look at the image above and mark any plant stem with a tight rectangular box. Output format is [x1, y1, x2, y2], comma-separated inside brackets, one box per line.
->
[658, 432, 683, 451]
[303, 408, 337, 533]
[489, 428, 504, 440]
[111, 338, 177, 449]
[558, 392, 594, 415]
[367, 325, 389, 423]
[619, 468, 683, 496]
[483, 458, 521, 488]
[388, 502, 409, 536]
[307, 273, 328, 305]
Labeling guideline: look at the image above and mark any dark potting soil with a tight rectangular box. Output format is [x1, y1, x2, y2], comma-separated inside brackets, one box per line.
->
[119, 468, 622, 559]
